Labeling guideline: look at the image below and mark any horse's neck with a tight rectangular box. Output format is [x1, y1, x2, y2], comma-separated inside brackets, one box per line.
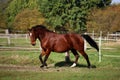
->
[37, 30, 45, 41]
[38, 31, 51, 40]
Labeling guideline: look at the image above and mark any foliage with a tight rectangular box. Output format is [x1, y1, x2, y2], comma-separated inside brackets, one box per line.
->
[97, 0, 111, 7]
[39, 0, 111, 33]
[0, 8, 6, 29]
[3, 0, 111, 32]
[0, 0, 12, 29]
[13, 9, 45, 32]
[6, 0, 39, 30]
[87, 4, 120, 34]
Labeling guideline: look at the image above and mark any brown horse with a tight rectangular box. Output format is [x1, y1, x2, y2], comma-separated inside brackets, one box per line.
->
[28, 25, 99, 68]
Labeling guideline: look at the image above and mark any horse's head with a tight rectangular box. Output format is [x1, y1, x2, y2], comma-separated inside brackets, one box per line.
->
[28, 27, 37, 46]
[28, 25, 50, 46]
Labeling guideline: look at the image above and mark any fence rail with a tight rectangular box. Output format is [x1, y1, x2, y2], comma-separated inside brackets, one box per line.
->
[0, 34, 28, 38]
[0, 31, 120, 62]
[84, 31, 120, 62]
[0, 33, 29, 45]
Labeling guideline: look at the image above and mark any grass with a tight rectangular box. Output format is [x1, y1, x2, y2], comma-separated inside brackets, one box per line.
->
[0, 38, 120, 80]
[0, 68, 120, 80]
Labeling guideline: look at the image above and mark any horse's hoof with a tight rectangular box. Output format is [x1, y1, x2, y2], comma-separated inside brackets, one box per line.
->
[88, 66, 92, 69]
[44, 66, 48, 69]
[40, 65, 44, 68]
[70, 63, 76, 68]
[44, 63, 47, 66]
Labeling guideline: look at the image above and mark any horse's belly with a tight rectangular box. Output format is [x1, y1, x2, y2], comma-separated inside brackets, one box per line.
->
[53, 49, 68, 53]
[53, 45, 69, 53]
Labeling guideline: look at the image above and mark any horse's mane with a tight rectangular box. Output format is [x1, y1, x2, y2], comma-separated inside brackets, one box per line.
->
[32, 25, 52, 32]
[33, 25, 46, 29]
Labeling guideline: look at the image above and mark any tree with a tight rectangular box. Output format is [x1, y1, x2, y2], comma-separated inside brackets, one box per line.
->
[39, 0, 87, 32]
[87, 4, 120, 34]
[0, 0, 12, 29]
[6, 0, 39, 30]
[5, 0, 111, 32]
[39, 0, 111, 33]
[0, 8, 6, 29]
[13, 9, 45, 32]
[97, 0, 111, 7]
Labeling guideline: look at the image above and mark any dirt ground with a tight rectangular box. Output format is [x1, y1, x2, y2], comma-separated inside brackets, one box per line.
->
[0, 63, 84, 72]
[0, 64, 65, 72]
[0, 62, 94, 72]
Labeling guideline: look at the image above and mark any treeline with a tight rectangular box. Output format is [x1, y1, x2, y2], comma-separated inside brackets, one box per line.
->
[1, 0, 119, 33]
[87, 4, 120, 34]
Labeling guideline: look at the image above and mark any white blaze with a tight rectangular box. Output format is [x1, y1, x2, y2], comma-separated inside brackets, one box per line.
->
[30, 33, 32, 36]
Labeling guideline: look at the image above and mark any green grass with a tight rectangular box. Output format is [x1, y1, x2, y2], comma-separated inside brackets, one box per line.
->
[0, 38, 120, 80]
[0, 68, 120, 80]
[0, 38, 40, 47]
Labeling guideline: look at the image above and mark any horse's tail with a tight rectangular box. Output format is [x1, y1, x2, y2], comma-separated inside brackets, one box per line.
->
[82, 34, 99, 52]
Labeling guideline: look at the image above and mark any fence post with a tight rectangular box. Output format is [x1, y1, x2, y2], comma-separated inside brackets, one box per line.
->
[115, 32, 118, 41]
[107, 32, 109, 43]
[14, 33, 17, 39]
[5, 29, 9, 34]
[26, 34, 28, 42]
[7, 36, 10, 45]
[5, 29, 10, 45]
[98, 31, 102, 62]
[92, 30, 95, 39]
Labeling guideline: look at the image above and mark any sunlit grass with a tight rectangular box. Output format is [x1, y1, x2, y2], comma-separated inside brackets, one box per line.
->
[0, 38, 120, 80]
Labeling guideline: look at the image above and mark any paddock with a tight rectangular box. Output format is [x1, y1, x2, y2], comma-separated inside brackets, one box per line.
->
[0, 30, 120, 62]
[0, 30, 120, 80]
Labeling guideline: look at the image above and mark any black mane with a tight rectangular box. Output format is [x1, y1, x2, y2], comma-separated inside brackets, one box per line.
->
[31, 25, 53, 32]
[33, 25, 46, 29]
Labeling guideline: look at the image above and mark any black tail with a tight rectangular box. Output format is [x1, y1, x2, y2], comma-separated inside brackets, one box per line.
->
[82, 34, 99, 52]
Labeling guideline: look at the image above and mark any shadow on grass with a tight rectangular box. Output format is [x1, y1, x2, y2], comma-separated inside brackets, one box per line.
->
[55, 61, 96, 68]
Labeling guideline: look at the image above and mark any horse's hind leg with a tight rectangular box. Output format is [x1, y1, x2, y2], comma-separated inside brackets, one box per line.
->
[71, 49, 79, 67]
[79, 50, 91, 68]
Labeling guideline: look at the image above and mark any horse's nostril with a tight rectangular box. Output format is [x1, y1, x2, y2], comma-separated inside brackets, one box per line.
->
[32, 43, 36, 46]
[31, 42, 36, 46]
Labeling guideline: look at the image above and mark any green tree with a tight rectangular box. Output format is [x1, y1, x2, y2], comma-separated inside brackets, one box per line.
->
[39, 0, 111, 33]
[13, 9, 45, 32]
[39, 0, 87, 32]
[6, 0, 39, 30]
[0, 0, 12, 29]
[0, 8, 6, 29]
[5, 0, 111, 32]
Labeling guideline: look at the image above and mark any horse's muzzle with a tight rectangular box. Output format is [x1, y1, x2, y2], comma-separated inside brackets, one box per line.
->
[31, 42, 36, 46]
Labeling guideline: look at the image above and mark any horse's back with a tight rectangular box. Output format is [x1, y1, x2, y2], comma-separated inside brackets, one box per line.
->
[43, 32, 84, 52]
[57, 33, 84, 51]
[46, 33, 70, 52]
[68, 33, 84, 50]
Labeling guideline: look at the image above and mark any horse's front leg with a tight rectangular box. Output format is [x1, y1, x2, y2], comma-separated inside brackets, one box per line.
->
[43, 50, 51, 68]
[39, 54, 44, 68]
[43, 53, 50, 68]
[39, 50, 46, 68]
[39, 49, 51, 68]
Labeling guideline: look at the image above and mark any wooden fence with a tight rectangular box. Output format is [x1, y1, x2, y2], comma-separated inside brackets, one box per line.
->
[0, 33, 28, 45]
[0, 30, 120, 62]
[84, 31, 120, 62]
